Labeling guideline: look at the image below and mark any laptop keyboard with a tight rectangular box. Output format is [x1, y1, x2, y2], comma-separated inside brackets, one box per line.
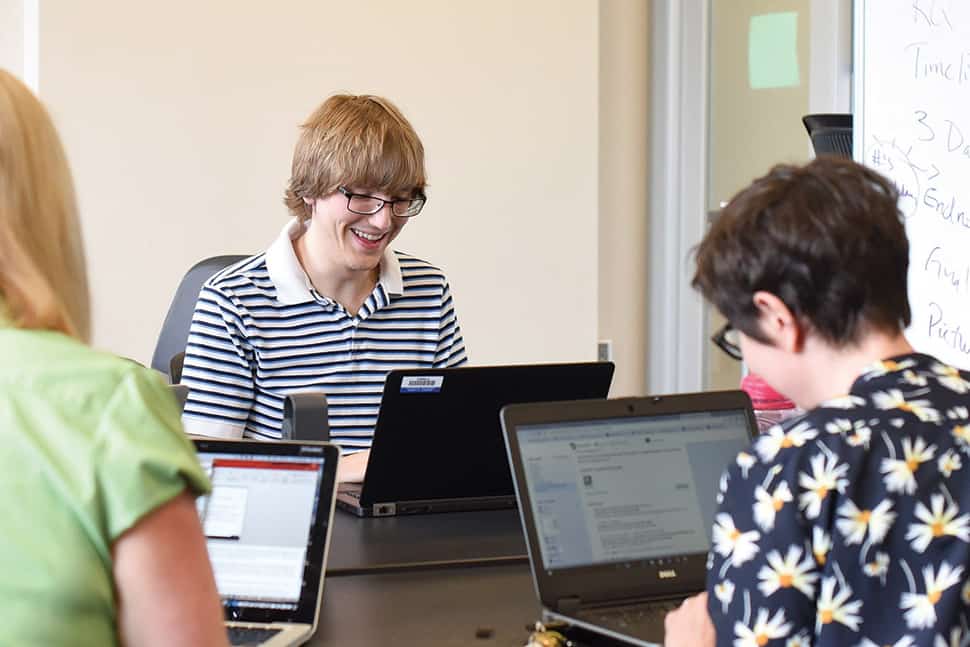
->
[227, 626, 282, 645]
[575, 599, 682, 640]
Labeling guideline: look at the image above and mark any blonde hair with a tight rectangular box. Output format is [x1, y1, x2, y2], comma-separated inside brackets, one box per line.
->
[0, 70, 91, 341]
[284, 94, 426, 222]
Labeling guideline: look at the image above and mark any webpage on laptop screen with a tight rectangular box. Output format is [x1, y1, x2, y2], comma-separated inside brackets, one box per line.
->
[196, 453, 323, 610]
[517, 410, 749, 571]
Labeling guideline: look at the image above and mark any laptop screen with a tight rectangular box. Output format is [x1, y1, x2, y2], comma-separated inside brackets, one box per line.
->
[195, 449, 327, 616]
[516, 408, 750, 571]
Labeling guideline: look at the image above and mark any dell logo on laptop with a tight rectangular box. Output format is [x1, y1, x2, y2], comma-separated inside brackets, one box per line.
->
[658, 569, 677, 579]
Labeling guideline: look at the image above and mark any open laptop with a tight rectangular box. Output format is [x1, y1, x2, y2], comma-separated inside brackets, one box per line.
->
[501, 391, 757, 647]
[193, 438, 340, 647]
[337, 362, 614, 517]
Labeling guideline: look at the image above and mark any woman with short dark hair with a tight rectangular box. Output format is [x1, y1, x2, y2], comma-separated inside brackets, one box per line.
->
[666, 157, 970, 646]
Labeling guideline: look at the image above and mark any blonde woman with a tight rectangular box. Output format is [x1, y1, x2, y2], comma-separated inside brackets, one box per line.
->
[0, 70, 228, 646]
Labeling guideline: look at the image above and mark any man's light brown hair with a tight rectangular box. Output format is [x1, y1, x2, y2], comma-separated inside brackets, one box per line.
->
[284, 94, 426, 222]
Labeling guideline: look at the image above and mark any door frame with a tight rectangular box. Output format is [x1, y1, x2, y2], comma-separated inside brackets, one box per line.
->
[647, 0, 710, 394]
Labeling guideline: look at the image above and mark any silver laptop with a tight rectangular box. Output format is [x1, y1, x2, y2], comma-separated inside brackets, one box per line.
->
[193, 438, 340, 647]
[501, 391, 756, 646]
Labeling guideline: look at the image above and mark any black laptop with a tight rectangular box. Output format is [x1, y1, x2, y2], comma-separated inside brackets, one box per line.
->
[337, 362, 615, 517]
[501, 390, 757, 647]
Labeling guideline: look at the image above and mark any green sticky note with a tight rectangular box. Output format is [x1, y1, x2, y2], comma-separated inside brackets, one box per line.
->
[748, 12, 800, 89]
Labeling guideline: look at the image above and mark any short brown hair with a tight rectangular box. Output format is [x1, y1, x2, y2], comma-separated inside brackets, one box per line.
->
[692, 157, 910, 347]
[283, 94, 426, 221]
[0, 70, 91, 341]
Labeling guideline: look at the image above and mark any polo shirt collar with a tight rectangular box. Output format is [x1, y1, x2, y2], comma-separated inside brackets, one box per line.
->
[265, 218, 404, 305]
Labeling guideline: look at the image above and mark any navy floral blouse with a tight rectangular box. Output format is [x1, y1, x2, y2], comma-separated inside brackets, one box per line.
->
[707, 353, 970, 646]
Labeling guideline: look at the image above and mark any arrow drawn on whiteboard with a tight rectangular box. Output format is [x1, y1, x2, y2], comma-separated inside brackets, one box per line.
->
[928, 164, 941, 180]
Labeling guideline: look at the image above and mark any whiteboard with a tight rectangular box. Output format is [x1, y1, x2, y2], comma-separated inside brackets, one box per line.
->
[854, 0, 970, 369]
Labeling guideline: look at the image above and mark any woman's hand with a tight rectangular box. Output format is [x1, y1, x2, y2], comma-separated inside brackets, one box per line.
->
[664, 592, 715, 647]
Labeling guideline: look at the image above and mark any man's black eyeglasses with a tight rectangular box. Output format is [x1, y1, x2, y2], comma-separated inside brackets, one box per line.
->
[711, 322, 743, 361]
[338, 186, 426, 218]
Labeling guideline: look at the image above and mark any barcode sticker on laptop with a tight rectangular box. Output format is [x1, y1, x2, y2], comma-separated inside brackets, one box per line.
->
[401, 376, 444, 393]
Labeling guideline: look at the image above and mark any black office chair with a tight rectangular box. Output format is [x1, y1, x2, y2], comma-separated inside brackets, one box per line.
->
[158, 255, 329, 442]
[170, 382, 328, 441]
[151, 255, 248, 382]
[802, 113, 853, 158]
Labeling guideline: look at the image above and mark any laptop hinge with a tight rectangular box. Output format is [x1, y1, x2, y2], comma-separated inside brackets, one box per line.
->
[556, 596, 581, 615]
[372, 502, 397, 517]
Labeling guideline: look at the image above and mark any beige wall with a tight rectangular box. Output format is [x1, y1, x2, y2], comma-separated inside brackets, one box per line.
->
[0, 1, 24, 77]
[39, 0, 617, 373]
[598, 0, 649, 396]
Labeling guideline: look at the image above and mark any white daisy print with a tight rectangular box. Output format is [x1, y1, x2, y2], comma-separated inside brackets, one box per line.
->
[825, 418, 873, 446]
[952, 425, 970, 451]
[836, 498, 896, 545]
[938, 451, 962, 477]
[756, 422, 818, 462]
[734, 608, 792, 647]
[946, 406, 969, 420]
[713, 579, 735, 614]
[881, 436, 937, 495]
[736, 451, 756, 479]
[757, 545, 818, 598]
[901, 562, 964, 630]
[816, 576, 863, 632]
[865, 358, 917, 378]
[934, 627, 964, 647]
[786, 630, 811, 647]
[902, 369, 928, 387]
[825, 418, 852, 435]
[871, 389, 941, 423]
[863, 552, 890, 581]
[712, 513, 760, 567]
[798, 452, 849, 519]
[931, 362, 970, 393]
[820, 395, 866, 409]
[847, 422, 872, 447]
[905, 493, 970, 553]
[812, 527, 833, 566]
[753, 481, 793, 532]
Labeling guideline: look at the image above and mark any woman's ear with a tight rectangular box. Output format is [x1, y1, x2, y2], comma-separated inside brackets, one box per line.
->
[751, 291, 805, 353]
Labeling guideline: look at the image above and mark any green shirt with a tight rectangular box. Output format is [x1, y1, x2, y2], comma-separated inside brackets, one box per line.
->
[0, 324, 211, 646]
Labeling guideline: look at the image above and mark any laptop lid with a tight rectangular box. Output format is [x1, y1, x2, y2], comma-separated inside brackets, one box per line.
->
[193, 438, 340, 627]
[359, 362, 615, 505]
[501, 391, 757, 611]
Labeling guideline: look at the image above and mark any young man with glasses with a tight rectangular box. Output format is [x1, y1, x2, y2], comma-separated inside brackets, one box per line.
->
[665, 157, 970, 646]
[180, 95, 467, 480]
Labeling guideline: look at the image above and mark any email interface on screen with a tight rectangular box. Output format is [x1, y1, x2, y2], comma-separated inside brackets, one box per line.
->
[517, 410, 750, 571]
[196, 453, 324, 611]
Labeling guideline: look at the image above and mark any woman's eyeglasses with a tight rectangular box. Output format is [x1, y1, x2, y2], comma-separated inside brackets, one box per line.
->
[711, 322, 743, 361]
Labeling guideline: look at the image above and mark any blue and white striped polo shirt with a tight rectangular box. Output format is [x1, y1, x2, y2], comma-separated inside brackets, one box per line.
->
[180, 219, 467, 449]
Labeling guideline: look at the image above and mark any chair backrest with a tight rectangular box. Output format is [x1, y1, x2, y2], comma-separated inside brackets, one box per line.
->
[151, 255, 248, 380]
[802, 113, 853, 159]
